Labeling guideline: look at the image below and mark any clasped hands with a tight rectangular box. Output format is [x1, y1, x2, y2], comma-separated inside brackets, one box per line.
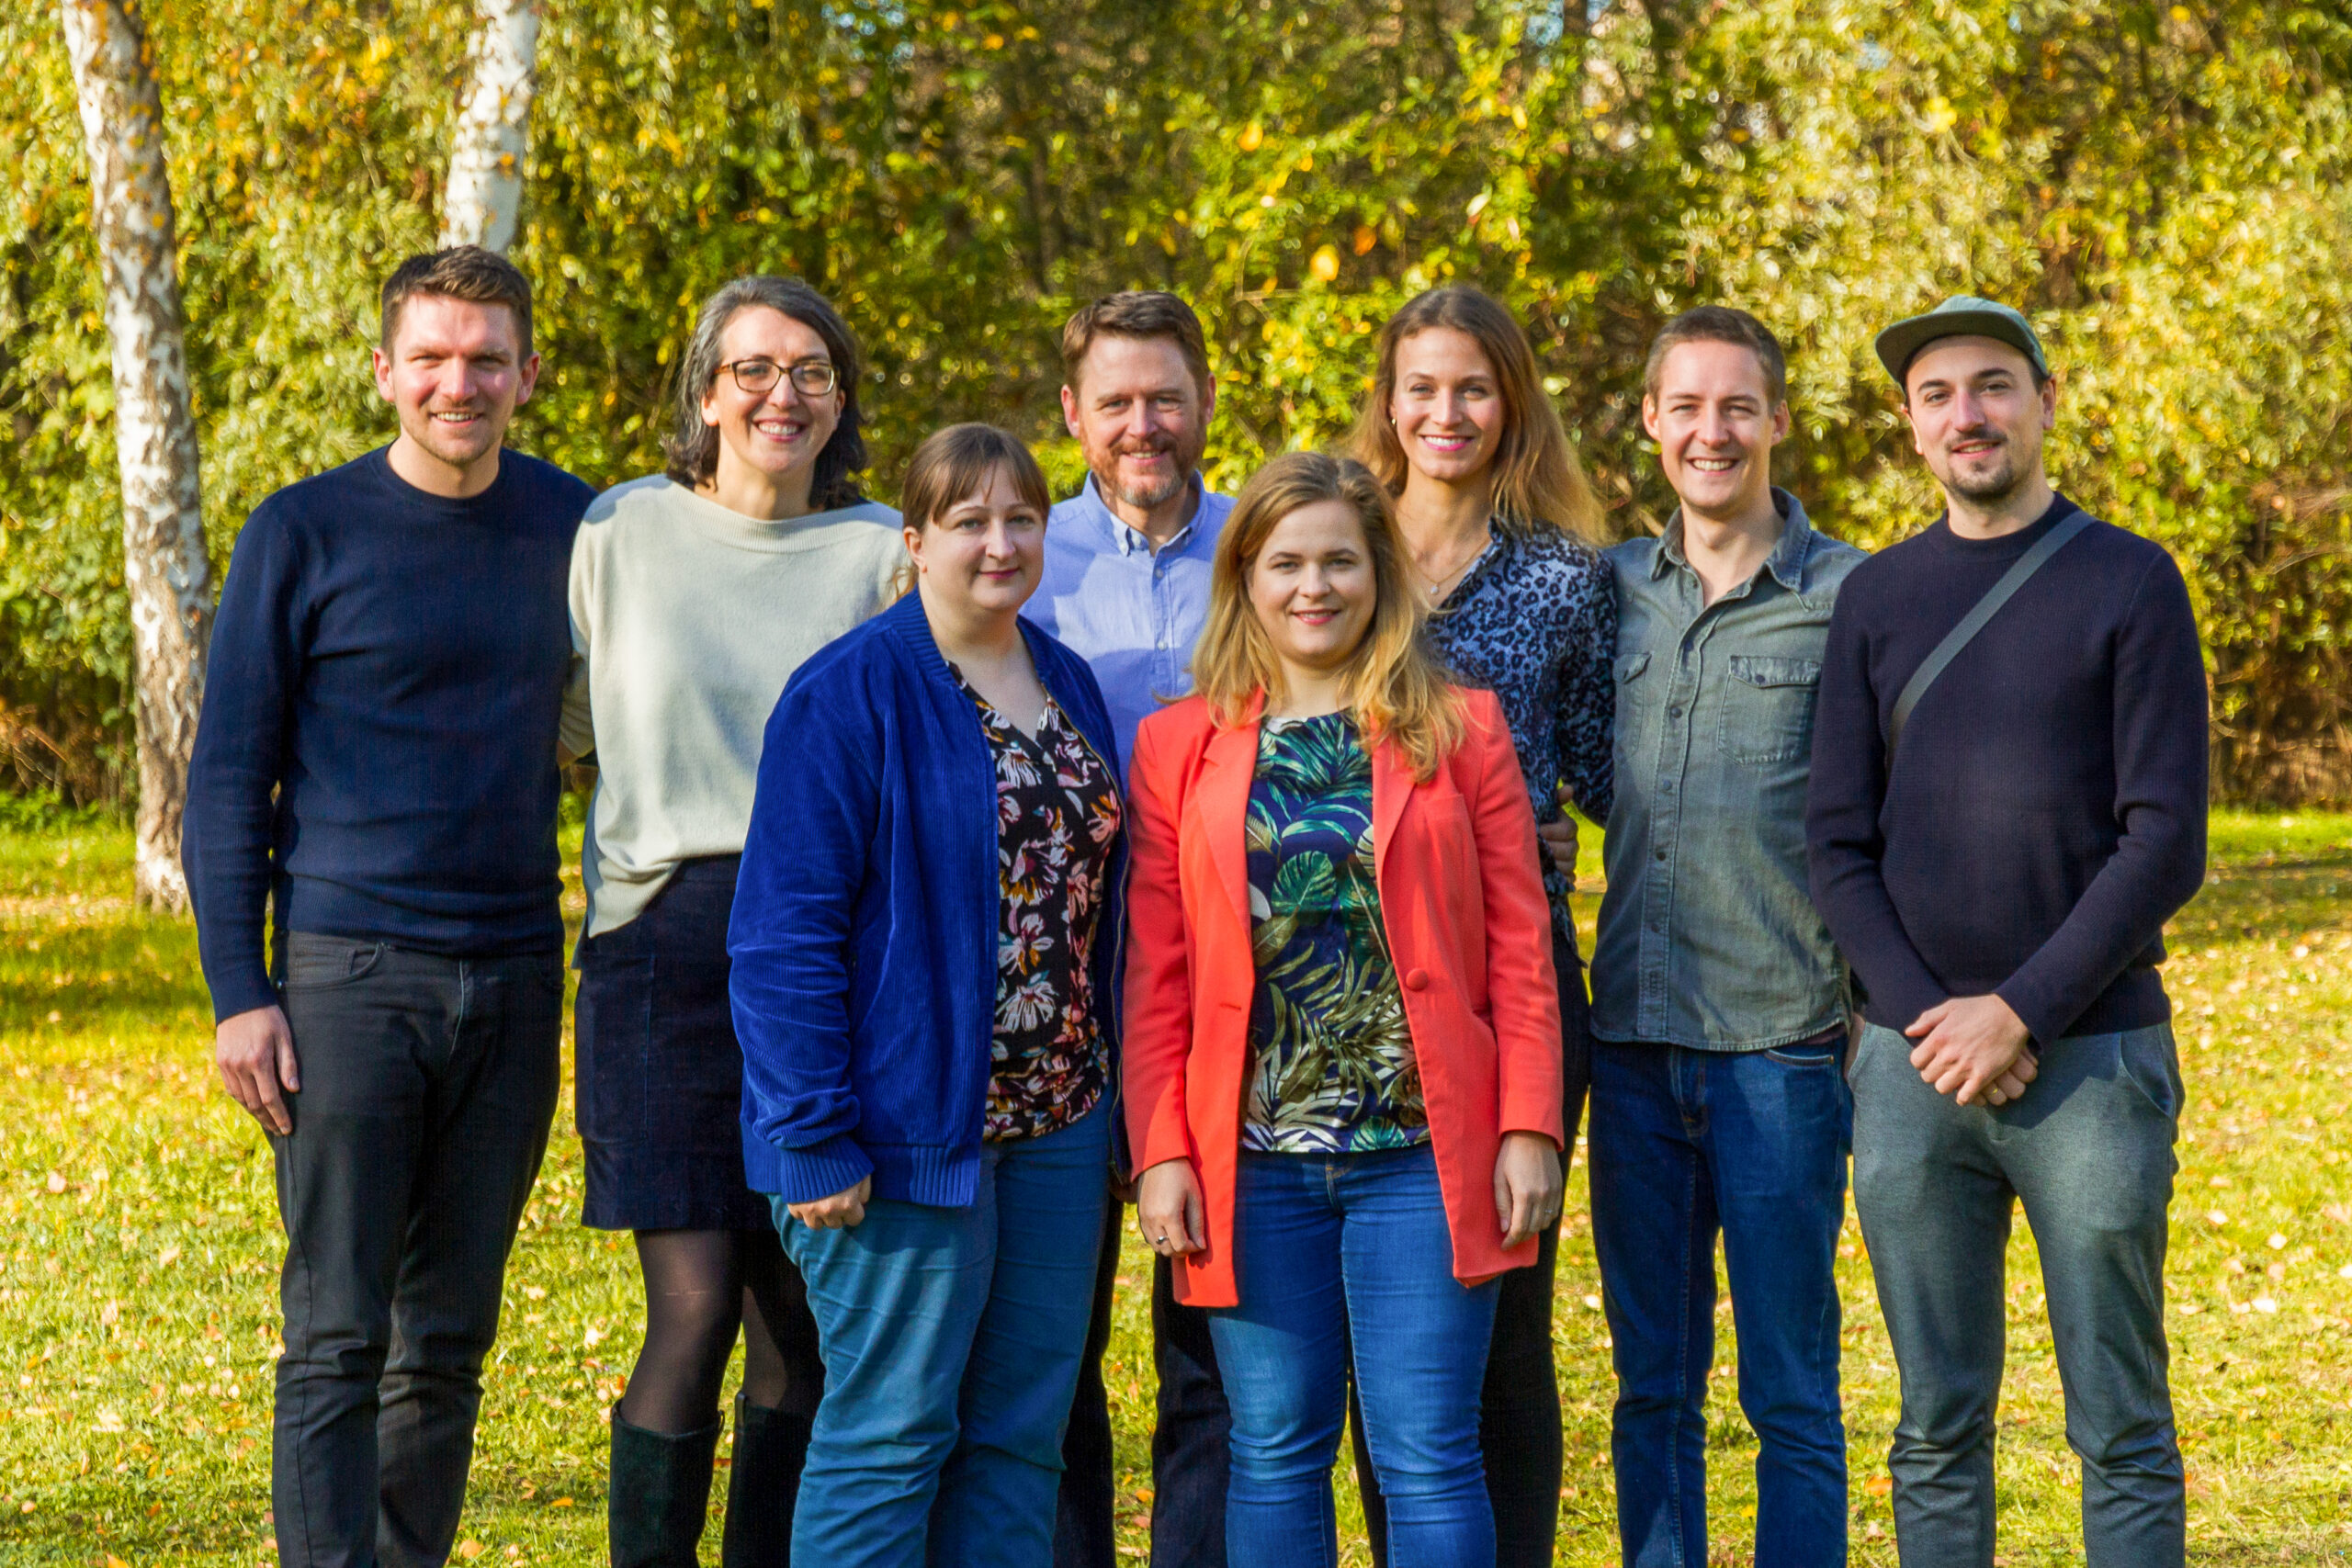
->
[1904, 993, 2038, 1107]
[1135, 1130, 1564, 1259]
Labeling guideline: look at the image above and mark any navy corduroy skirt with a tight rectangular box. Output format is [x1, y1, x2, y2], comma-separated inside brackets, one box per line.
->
[575, 855, 772, 1231]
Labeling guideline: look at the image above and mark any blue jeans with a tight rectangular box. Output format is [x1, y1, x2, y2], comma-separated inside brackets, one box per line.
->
[775, 1102, 1111, 1568]
[1588, 1039, 1850, 1568]
[1851, 1022, 2183, 1568]
[1208, 1145, 1500, 1568]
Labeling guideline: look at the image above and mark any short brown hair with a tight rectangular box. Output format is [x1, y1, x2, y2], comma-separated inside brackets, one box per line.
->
[1193, 451, 1464, 782]
[1060, 292, 1211, 399]
[1643, 305, 1787, 407]
[900, 423, 1053, 531]
[380, 246, 534, 355]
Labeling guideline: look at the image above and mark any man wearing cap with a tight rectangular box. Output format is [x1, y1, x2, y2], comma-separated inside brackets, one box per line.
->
[1806, 297, 2209, 1567]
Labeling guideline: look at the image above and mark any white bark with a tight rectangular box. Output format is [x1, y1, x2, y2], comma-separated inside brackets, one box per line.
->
[60, 0, 210, 914]
[441, 0, 542, 253]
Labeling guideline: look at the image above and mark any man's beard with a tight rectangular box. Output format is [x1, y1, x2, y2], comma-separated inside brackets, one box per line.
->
[1094, 439, 1201, 513]
[1942, 435, 2022, 502]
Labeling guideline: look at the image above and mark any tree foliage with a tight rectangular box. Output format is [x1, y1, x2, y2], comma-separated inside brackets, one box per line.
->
[4, 0, 2348, 801]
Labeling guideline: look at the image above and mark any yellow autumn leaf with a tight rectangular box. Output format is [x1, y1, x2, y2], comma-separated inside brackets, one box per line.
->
[1237, 122, 1262, 152]
[1309, 244, 1340, 282]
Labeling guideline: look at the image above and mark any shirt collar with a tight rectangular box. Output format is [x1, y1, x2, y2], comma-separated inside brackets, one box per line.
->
[1080, 472, 1205, 558]
[1653, 488, 1815, 591]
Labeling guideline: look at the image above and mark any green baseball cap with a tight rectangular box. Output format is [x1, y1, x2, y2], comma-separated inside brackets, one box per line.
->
[1873, 295, 2049, 389]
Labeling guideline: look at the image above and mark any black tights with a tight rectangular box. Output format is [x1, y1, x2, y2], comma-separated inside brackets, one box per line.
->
[617, 1227, 823, 1436]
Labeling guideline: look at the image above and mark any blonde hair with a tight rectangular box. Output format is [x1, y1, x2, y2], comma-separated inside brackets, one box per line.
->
[1347, 285, 1606, 545]
[1192, 452, 1464, 781]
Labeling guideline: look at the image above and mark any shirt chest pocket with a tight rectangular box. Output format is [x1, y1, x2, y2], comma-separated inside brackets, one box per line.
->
[1718, 655, 1821, 766]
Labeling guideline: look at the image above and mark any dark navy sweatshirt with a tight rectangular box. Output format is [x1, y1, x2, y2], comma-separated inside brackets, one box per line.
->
[1804, 497, 2210, 1044]
[185, 446, 594, 1021]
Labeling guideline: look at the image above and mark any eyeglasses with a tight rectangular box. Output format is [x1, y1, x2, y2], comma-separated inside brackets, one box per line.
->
[717, 357, 840, 397]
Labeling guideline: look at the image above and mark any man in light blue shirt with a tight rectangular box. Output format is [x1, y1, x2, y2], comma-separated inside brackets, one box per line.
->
[1026, 293, 1235, 773]
[1034, 292, 1233, 1568]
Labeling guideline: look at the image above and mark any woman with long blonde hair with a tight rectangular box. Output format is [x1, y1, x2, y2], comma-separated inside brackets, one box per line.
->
[1124, 450, 1564, 1567]
[1347, 285, 1615, 1565]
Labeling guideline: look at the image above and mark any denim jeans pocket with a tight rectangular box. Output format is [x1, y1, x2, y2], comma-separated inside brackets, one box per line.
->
[1763, 1043, 1840, 1068]
[2115, 1024, 2184, 1122]
[281, 935, 385, 990]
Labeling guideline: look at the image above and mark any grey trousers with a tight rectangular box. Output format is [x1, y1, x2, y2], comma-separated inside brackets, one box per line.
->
[271, 934, 563, 1568]
[1849, 1021, 2185, 1568]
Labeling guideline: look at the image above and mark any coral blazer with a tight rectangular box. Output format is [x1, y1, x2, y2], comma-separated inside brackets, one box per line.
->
[1122, 688, 1564, 1308]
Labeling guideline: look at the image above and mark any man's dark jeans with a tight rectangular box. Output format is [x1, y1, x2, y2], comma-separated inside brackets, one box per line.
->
[1057, 1226, 1231, 1568]
[1588, 1037, 1850, 1568]
[270, 935, 562, 1568]
[1354, 931, 1594, 1568]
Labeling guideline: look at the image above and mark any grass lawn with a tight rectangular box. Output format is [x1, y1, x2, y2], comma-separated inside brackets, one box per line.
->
[1, 811, 2348, 1565]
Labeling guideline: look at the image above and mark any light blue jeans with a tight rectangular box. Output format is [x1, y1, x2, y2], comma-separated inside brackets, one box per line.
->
[1208, 1144, 1501, 1568]
[1851, 1022, 2184, 1568]
[775, 1102, 1111, 1568]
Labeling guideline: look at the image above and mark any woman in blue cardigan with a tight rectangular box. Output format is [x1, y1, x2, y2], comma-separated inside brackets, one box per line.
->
[729, 423, 1126, 1568]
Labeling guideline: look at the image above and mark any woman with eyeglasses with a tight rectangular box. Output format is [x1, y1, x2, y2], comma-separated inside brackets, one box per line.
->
[560, 276, 906, 1567]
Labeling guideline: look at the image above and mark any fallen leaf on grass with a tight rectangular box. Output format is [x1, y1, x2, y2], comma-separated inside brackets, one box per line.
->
[458, 1541, 487, 1561]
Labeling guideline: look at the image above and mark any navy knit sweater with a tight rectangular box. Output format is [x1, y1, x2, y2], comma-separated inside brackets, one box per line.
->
[185, 446, 593, 1021]
[1805, 497, 2209, 1044]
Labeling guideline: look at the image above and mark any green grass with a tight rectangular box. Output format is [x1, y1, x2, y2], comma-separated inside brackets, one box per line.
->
[2, 813, 2348, 1564]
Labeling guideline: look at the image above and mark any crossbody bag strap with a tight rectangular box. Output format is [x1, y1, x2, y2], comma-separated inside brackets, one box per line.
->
[1886, 510, 2094, 758]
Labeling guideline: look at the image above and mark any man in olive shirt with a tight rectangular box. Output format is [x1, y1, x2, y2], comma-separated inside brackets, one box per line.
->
[1591, 307, 1862, 1568]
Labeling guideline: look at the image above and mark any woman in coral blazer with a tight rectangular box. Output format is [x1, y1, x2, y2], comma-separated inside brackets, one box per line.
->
[1125, 451, 1564, 1568]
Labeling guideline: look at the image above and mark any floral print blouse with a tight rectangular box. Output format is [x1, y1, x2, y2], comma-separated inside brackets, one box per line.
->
[1241, 712, 1428, 1154]
[955, 671, 1124, 1143]
[1425, 520, 1616, 944]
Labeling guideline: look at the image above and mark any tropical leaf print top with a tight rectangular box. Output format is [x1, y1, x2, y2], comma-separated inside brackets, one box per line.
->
[954, 670, 1124, 1144]
[1242, 711, 1428, 1153]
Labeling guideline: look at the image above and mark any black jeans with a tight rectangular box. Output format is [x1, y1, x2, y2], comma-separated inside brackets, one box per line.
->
[270, 935, 563, 1568]
[1353, 928, 1594, 1568]
[1056, 1213, 1231, 1568]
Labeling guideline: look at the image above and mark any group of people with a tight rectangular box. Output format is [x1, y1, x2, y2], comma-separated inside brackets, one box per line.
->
[184, 243, 2209, 1568]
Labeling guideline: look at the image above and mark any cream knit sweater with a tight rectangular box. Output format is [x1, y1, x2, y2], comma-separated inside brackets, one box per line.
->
[560, 475, 906, 937]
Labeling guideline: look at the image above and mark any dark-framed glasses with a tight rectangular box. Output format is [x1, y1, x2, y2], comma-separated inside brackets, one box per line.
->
[718, 357, 840, 396]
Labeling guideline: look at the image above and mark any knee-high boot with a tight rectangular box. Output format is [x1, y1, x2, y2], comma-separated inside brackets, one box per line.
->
[609, 1409, 721, 1568]
[721, 1393, 814, 1567]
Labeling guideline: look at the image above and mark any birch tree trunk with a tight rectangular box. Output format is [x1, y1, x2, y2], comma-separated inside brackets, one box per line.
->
[441, 0, 542, 252]
[60, 0, 210, 914]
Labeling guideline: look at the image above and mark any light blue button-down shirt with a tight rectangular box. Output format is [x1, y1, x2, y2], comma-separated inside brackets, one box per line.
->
[1026, 474, 1235, 774]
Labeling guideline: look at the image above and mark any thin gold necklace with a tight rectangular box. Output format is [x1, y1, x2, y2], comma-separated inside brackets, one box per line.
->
[1414, 524, 1490, 606]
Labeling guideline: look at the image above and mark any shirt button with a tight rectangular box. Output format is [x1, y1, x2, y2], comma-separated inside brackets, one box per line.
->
[1668, 705, 1683, 719]
[1403, 968, 1430, 991]
[1655, 847, 1668, 863]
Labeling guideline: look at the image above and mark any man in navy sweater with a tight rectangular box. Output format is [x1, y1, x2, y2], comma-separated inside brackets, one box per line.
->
[1806, 297, 2207, 1568]
[185, 247, 594, 1568]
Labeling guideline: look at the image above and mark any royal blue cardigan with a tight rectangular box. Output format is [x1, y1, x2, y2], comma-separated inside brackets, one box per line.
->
[730, 592, 1127, 1206]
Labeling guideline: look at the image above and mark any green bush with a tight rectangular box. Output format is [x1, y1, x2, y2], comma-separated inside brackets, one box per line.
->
[5, 0, 2348, 801]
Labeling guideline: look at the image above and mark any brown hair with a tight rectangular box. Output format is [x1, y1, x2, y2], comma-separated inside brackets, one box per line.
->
[1643, 305, 1789, 406]
[899, 423, 1054, 531]
[1348, 286, 1603, 545]
[379, 246, 534, 355]
[662, 276, 869, 508]
[1192, 451, 1464, 781]
[1060, 291, 1212, 399]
